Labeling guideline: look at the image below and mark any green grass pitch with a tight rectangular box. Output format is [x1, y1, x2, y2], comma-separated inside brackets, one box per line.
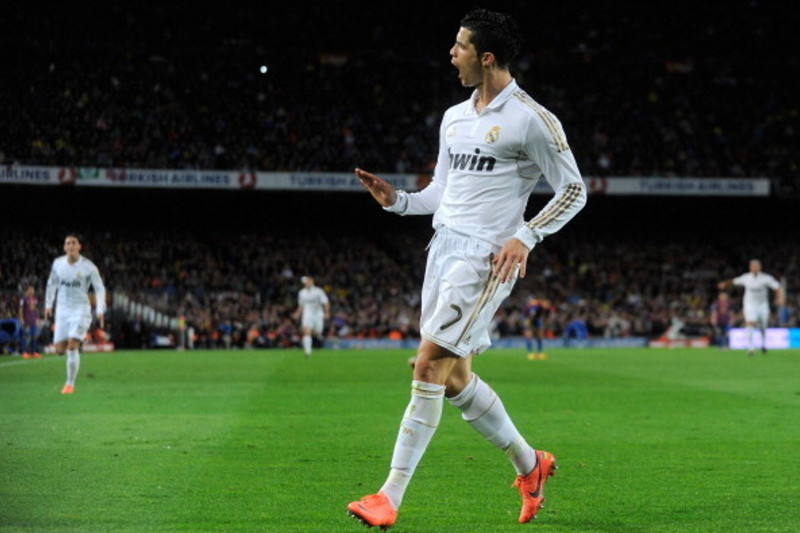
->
[2, 347, 800, 532]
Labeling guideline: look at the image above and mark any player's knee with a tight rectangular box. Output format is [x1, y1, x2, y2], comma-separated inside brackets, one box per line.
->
[412, 357, 450, 385]
[412, 358, 436, 383]
[444, 374, 470, 398]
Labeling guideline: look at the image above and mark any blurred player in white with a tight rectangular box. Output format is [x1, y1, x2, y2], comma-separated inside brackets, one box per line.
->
[718, 259, 783, 355]
[348, 8, 586, 529]
[44, 234, 106, 394]
[293, 276, 330, 357]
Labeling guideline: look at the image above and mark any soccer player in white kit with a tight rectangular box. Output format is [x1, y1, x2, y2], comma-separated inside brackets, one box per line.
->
[718, 259, 783, 355]
[348, 9, 586, 529]
[293, 276, 330, 357]
[44, 234, 106, 394]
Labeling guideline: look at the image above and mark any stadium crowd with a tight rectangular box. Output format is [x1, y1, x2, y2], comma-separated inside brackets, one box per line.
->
[2, 224, 797, 351]
[2, 3, 797, 185]
[3, 3, 798, 351]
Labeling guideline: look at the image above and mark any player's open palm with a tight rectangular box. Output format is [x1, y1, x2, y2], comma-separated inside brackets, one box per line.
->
[355, 168, 397, 207]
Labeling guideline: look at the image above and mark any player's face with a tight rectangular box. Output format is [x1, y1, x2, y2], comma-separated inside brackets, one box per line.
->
[749, 261, 761, 273]
[63, 236, 81, 259]
[450, 27, 482, 87]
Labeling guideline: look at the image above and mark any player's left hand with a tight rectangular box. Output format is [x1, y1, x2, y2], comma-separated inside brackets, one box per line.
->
[492, 238, 530, 283]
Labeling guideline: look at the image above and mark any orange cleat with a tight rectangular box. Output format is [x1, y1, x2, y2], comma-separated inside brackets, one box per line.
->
[513, 450, 557, 523]
[60, 385, 74, 394]
[33, 352, 42, 358]
[526, 352, 549, 360]
[22, 353, 31, 359]
[347, 491, 397, 530]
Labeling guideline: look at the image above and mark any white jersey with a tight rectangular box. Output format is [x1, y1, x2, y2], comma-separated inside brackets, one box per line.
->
[298, 286, 329, 320]
[45, 255, 107, 317]
[387, 79, 586, 250]
[733, 272, 780, 310]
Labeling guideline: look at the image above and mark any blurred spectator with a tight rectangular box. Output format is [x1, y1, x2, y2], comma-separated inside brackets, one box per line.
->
[18, 285, 42, 358]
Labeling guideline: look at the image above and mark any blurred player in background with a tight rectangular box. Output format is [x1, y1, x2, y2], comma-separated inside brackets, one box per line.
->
[523, 295, 552, 360]
[293, 276, 330, 358]
[349, 8, 586, 529]
[18, 285, 42, 359]
[709, 290, 732, 350]
[718, 259, 783, 356]
[44, 234, 106, 394]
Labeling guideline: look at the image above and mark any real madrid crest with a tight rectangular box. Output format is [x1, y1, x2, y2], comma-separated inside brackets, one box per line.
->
[485, 126, 500, 144]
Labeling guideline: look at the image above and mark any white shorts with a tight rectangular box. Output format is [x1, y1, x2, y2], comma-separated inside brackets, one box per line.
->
[53, 313, 92, 344]
[419, 228, 516, 358]
[302, 314, 324, 335]
[743, 305, 769, 327]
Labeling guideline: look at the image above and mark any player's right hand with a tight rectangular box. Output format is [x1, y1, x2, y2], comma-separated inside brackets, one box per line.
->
[493, 238, 530, 283]
[355, 168, 397, 207]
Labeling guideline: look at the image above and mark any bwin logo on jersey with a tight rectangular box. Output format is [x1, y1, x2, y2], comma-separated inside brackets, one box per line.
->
[448, 148, 497, 172]
[485, 126, 501, 144]
[60, 280, 82, 288]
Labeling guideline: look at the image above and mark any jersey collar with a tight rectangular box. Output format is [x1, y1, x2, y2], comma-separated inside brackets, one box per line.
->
[469, 78, 519, 114]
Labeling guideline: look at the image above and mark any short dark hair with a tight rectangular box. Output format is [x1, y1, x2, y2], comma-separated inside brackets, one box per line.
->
[460, 9, 522, 69]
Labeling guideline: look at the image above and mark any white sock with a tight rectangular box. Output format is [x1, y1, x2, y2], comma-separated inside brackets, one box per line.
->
[448, 374, 537, 476]
[380, 380, 445, 509]
[302, 335, 312, 355]
[66, 349, 80, 386]
[760, 327, 767, 349]
[746, 326, 754, 351]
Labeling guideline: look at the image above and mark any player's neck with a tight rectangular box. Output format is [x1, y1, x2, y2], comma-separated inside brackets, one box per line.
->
[475, 71, 513, 113]
[66, 254, 80, 264]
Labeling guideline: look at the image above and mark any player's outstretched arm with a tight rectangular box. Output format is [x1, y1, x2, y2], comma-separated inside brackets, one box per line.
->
[355, 168, 397, 207]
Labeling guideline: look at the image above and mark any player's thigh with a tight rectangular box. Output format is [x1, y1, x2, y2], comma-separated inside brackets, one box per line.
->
[755, 309, 769, 328]
[60, 315, 91, 343]
[420, 235, 513, 357]
[743, 306, 768, 326]
[303, 315, 323, 335]
[53, 317, 71, 344]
